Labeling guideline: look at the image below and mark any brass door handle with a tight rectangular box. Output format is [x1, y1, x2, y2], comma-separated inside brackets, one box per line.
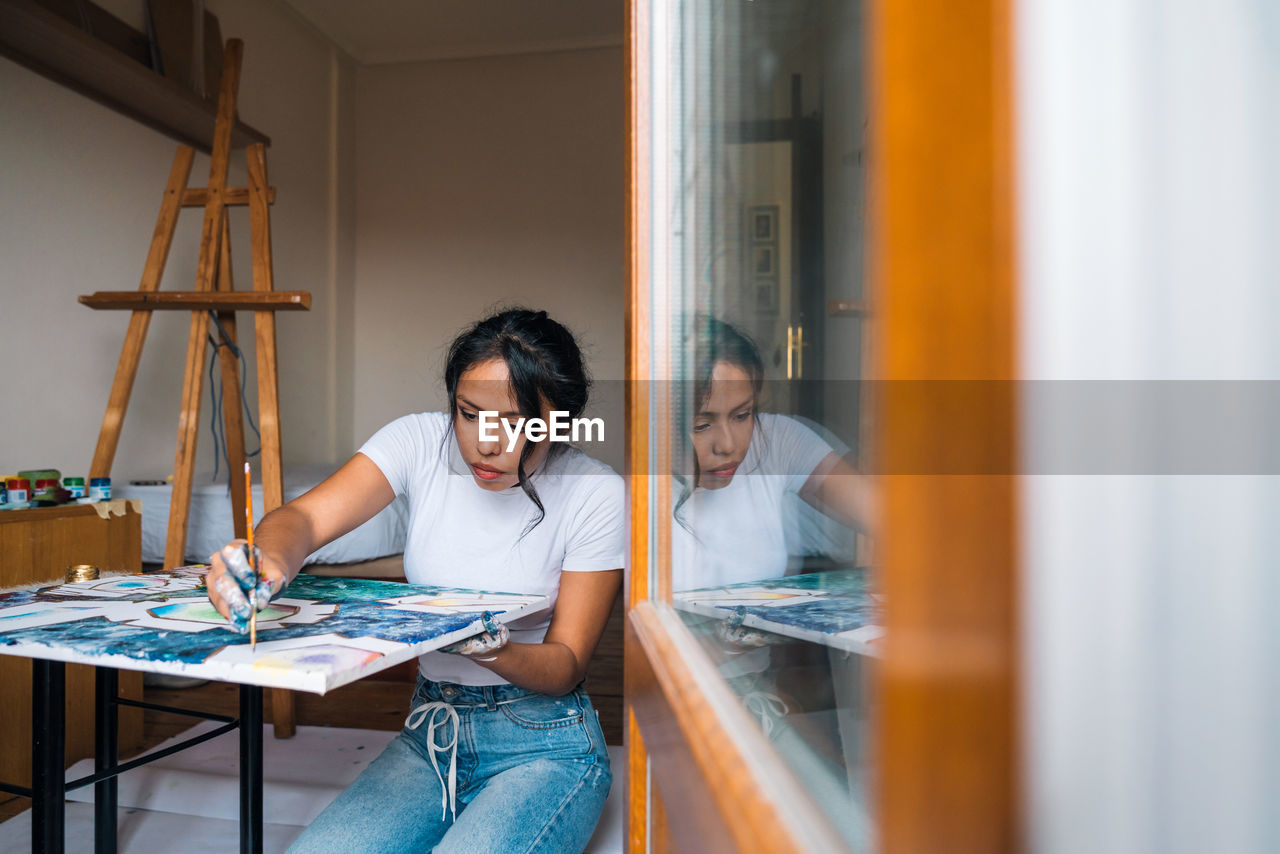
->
[787, 324, 807, 380]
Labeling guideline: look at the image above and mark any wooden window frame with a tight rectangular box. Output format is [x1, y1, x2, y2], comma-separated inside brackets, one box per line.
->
[624, 0, 1020, 850]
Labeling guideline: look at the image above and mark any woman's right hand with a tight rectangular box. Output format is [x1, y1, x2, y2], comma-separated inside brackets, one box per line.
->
[206, 540, 288, 633]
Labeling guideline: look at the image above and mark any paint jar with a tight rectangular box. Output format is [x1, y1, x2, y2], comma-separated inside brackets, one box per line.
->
[89, 477, 111, 501]
[64, 476, 86, 499]
[66, 564, 99, 582]
[18, 469, 60, 488]
[0, 482, 7, 505]
[33, 478, 60, 501]
[6, 478, 30, 503]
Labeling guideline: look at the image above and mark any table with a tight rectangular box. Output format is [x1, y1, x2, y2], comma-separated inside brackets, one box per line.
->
[0, 567, 549, 854]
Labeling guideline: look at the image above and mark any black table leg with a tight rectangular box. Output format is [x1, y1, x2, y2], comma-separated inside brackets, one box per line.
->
[239, 685, 263, 854]
[32, 659, 66, 854]
[95, 667, 118, 854]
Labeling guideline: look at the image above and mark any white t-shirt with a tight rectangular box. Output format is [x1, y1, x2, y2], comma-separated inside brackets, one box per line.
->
[672, 413, 834, 591]
[358, 412, 624, 685]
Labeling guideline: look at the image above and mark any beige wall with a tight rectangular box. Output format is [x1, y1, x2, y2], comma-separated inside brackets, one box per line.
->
[0, 6, 624, 480]
[0, 0, 357, 478]
[352, 47, 626, 472]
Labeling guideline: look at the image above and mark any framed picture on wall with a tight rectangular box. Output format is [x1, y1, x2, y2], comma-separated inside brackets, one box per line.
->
[754, 277, 778, 313]
[752, 245, 775, 275]
[746, 204, 780, 314]
[749, 205, 778, 242]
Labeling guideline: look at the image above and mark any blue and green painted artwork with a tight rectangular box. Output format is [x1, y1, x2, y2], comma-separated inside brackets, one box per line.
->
[0, 567, 548, 693]
[672, 568, 882, 653]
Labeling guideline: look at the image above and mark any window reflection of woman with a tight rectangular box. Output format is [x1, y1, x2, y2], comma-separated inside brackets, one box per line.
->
[673, 317, 875, 592]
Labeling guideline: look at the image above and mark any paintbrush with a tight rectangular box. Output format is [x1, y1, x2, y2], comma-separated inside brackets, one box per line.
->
[244, 461, 257, 650]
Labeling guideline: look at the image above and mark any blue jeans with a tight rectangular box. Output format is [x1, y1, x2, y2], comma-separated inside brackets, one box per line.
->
[287, 677, 612, 853]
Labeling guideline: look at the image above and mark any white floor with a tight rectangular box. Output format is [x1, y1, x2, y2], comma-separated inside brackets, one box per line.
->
[0, 722, 624, 853]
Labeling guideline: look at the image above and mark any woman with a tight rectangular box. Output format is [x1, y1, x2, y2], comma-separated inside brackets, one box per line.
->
[673, 316, 874, 592]
[206, 308, 622, 853]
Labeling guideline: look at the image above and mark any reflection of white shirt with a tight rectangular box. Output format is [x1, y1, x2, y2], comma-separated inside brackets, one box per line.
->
[359, 412, 624, 685]
[672, 413, 834, 591]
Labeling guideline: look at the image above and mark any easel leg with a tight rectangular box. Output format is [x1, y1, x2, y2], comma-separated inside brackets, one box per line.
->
[215, 210, 249, 537]
[247, 143, 284, 515]
[164, 307, 214, 570]
[90, 148, 195, 480]
[164, 40, 239, 570]
[248, 142, 297, 738]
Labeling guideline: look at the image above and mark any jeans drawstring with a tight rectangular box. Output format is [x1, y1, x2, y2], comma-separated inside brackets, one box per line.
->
[405, 701, 460, 822]
[743, 691, 789, 738]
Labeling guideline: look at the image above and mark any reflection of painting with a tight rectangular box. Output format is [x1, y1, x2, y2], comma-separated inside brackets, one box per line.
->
[673, 568, 881, 655]
[0, 568, 550, 693]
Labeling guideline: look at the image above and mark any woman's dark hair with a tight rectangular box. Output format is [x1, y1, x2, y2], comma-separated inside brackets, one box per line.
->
[444, 308, 590, 529]
[691, 315, 765, 411]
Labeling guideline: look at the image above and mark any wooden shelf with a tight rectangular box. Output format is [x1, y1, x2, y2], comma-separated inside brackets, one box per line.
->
[79, 291, 311, 311]
[0, 0, 269, 153]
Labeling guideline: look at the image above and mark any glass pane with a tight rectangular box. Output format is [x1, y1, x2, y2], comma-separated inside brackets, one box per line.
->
[648, 0, 876, 848]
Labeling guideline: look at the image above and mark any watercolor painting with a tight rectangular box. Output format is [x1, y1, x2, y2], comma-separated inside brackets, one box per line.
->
[672, 568, 883, 655]
[0, 567, 549, 693]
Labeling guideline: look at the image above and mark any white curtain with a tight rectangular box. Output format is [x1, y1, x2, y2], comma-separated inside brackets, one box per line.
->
[1017, 2, 1280, 852]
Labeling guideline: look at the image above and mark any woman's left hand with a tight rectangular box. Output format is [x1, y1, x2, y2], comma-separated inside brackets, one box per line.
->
[440, 612, 510, 660]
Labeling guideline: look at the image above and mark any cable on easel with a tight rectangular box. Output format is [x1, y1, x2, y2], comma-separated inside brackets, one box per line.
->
[206, 311, 261, 488]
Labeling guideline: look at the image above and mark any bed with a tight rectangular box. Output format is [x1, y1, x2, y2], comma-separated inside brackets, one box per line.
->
[115, 465, 407, 568]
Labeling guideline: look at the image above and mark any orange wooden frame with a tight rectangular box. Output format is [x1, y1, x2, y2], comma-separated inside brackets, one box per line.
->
[870, 0, 1020, 850]
[625, 0, 1020, 850]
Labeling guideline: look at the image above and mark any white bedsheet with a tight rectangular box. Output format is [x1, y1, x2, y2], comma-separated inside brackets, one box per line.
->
[115, 465, 407, 565]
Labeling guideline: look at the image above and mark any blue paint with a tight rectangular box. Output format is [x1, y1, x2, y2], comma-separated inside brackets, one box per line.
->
[0, 573, 538, 668]
[680, 568, 879, 637]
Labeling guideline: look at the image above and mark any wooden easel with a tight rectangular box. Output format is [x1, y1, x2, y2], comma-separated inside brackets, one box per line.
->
[80, 39, 306, 737]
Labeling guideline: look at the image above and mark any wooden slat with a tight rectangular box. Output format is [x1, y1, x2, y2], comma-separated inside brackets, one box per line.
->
[214, 211, 247, 540]
[89, 146, 194, 479]
[625, 0, 652, 849]
[79, 291, 311, 311]
[585, 589, 624, 744]
[164, 309, 211, 570]
[270, 690, 295, 740]
[182, 186, 276, 207]
[626, 604, 846, 852]
[245, 140, 295, 738]
[165, 38, 242, 571]
[247, 143, 283, 515]
[0, 0, 270, 153]
[871, 0, 1020, 851]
